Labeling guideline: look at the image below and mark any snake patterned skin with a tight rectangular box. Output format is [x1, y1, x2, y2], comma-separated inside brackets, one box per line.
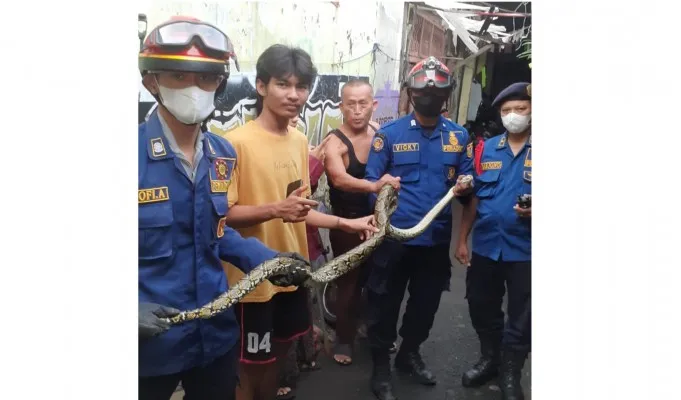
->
[388, 175, 473, 240]
[165, 176, 472, 325]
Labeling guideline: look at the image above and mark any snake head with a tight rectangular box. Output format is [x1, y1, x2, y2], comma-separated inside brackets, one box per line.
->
[268, 258, 310, 287]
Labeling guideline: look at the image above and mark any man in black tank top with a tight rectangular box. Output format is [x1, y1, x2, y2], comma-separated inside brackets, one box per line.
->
[323, 80, 401, 366]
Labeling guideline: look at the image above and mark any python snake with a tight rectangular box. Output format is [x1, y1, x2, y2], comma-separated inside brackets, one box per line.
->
[165, 175, 473, 325]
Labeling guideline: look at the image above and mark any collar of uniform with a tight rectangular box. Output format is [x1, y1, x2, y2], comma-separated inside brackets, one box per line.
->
[495, 133, 509, 150]
[157, 111, 204, 160]
[202, 134, 218, 161]
[145, 112, 174, 161]
[408, 113, 447, 135]
[496, 132, 531, 150]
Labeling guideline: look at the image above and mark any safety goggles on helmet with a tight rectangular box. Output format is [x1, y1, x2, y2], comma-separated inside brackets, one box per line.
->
[152, 20, 234, 59]
[405, 56, 453, 90]
[139, 18, 235, 76]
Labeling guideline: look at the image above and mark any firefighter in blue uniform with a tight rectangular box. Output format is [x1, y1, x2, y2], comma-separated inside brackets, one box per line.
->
[137, 17, 308, 400]
[364, 56, 474, 400]
[456, 82, 532, 400]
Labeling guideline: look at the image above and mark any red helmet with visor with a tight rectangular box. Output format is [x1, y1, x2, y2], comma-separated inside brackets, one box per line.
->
[405, 56, 454, 90]
[139, 17, 234, 77]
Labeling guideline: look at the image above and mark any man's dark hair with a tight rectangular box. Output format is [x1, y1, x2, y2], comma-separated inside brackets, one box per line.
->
[256, 44, 318, 87]
[341, 79, 373, 99]
[254, 44, 317, 115]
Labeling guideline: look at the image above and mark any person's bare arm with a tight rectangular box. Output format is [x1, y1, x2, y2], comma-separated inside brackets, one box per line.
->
[305, 209, 345, 230]
[454, 196, 478, 266]
[224, 204, 278, 228]
[225, 185, 318, 228]
[458, 196, 478, 244]
[324, 135, 378, 193]
[305, 209, 378, 240]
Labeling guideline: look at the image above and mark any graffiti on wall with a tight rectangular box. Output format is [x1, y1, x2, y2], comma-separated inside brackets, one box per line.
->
[139, 73, 399, 144]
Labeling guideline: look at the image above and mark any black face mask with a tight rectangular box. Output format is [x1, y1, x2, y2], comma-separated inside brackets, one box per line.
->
[411, 94, 448, 118]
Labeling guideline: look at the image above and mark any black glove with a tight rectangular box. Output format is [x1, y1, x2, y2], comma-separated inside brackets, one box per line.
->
[139, 302, 180, 340]
[267, 252, 310, 287]
[517, 194, 532, 209]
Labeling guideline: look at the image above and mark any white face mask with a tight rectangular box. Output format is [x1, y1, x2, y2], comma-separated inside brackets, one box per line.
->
[501, 112, 531, 134]
[158, 84, 216, 125]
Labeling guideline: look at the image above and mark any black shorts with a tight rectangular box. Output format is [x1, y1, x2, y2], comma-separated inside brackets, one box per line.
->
[234, 288, 311, 364]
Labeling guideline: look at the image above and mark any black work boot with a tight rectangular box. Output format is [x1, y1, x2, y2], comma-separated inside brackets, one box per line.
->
[395, 346, 437, 386]
[462, 339, 501, 387]
[371, 351, 397, 400]
[499, 349, 527, 400]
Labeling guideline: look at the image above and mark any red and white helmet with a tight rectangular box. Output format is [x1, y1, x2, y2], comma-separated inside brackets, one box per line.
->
[139, 16, 234, 77]
[405, 56, 454, 90]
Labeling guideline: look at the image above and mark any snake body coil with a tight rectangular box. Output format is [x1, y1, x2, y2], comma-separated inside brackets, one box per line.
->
[166, 176, 472, 325]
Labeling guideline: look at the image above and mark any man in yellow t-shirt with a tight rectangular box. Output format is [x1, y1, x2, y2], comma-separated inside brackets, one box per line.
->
[223, 44, 378, 400]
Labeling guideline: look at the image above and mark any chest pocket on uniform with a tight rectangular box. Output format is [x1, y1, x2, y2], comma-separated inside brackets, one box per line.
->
[392, 151, 420, 183]
[475, 169, 501, 199]
[139, 202, 174, 261]
[442, 153, 459, 184]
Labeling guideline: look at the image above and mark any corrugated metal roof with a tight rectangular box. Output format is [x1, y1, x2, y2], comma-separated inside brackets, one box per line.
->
[424, 1, 528, 53]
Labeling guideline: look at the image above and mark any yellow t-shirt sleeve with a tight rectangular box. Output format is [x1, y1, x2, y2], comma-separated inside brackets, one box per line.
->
[228, 159, 239, 207]
[225, 133, 240, 207]
[302, 140, 312, 198]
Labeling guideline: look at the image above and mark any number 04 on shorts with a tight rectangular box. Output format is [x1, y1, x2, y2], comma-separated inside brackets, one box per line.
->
[235, 288, 312, 364]
[246, 332, 272, 355]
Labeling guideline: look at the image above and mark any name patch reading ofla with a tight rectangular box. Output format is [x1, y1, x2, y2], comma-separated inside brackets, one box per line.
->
[139, 186, 169, 204]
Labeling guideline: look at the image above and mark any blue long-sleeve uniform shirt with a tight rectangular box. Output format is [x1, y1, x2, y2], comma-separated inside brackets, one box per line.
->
[138, 113, 277, 377]
[365, 114, 473, 246]
[472, 133, 531, 262]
